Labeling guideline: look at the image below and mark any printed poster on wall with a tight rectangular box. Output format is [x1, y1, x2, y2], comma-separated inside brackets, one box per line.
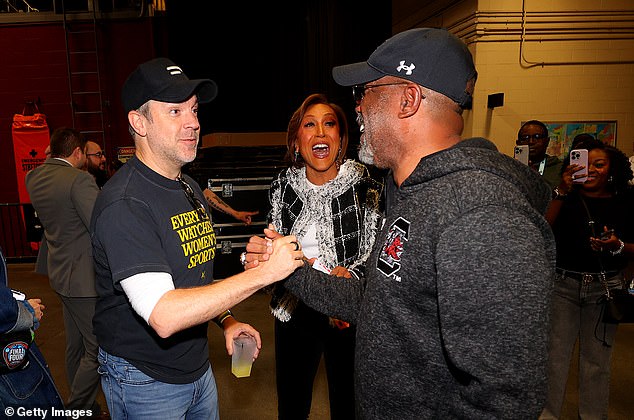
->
[543, 121, 617, 161]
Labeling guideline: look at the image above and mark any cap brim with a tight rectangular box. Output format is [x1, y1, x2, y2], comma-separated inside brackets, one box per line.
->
[332, 61, 385, 86]
[155, 79, 218, 105]
[193, 79, 218, 104]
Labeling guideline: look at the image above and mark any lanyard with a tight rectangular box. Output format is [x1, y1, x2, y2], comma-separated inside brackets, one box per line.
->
[537, 158, 546, 176]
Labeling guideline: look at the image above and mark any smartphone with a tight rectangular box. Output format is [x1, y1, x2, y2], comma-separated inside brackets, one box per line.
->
[11, 289, 25, 301]
[599, 229, 615, 240]
[514, 145, 529, 165]
[570, 148, 588, 183]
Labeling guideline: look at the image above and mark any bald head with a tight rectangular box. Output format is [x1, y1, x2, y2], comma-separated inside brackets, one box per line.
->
[86, 141, 106, 173]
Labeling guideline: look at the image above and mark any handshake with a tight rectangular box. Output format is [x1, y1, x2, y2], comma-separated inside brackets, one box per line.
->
[240, 225, 352, 279]
[240, 225, 296, 270]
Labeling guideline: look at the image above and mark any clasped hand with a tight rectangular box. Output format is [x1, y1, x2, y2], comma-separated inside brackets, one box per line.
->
[243, 224, 352, 278]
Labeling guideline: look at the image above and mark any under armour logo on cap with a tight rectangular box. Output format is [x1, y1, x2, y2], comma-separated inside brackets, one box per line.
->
[332, 28, 477, 109]
[396, 61, 416, 76]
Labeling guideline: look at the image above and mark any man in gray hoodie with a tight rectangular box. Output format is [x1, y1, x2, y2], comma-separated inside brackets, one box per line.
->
[247, 28, 555, 419]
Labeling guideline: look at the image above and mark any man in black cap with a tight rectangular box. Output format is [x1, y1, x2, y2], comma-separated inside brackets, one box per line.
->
[90, 57, 304, 418]
[246, 28, 555, 418]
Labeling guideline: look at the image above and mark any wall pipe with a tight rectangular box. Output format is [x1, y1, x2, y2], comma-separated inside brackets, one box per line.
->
[519, 0, 634, 67]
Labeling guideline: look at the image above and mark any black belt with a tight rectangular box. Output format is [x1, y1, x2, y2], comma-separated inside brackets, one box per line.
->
[555, 268, 620, 283]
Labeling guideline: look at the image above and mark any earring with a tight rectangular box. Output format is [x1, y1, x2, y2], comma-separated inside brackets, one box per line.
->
[294, 150, 299, 162]
[608, 175, 614, 183]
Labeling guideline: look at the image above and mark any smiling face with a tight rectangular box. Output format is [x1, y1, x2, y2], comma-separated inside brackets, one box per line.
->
[581, 148, 610, 194]
[295, 103, 341, 185]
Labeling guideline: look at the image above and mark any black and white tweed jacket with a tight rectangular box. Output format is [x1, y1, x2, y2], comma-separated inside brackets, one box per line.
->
[267, 159, 384, 321]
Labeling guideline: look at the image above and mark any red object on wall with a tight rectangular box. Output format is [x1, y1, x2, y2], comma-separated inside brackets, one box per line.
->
[11, 110, 50, 204]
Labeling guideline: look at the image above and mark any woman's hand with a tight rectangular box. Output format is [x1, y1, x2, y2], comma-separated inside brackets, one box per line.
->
[589, 226, 618, 252]
[330, 266, 352, 278]
[559, 163, 582, 193]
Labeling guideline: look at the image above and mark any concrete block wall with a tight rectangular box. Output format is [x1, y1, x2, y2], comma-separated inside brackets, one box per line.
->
[393, 0, 634, 158]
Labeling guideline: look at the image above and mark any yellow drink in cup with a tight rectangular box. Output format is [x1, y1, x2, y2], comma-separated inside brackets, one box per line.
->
[232, 335, 257, 378]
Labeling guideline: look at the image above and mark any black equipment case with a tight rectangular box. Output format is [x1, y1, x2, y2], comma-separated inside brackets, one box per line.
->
[184, 145, 287, 279]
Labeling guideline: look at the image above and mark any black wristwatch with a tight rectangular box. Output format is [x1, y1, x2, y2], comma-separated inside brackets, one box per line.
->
[552, 186, 567, 200]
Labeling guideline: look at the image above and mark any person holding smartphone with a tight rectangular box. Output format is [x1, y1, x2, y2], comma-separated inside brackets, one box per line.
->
[542, 137, 634, 419]
[516, 120, 563, 189]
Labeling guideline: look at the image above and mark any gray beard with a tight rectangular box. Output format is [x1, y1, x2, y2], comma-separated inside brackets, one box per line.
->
[358, 140, 374, 165]
[356, 111, 374, 165]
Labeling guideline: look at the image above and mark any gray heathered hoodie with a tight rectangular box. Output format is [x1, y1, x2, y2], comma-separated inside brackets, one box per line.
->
[284, 137, 555, 419]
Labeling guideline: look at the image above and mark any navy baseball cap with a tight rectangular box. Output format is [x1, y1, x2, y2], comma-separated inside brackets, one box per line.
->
[332, 28, 477, 108]
[121, 57, 217, 112]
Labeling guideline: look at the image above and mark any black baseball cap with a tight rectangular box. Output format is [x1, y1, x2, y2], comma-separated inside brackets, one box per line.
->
[121, 57, 218, 112]
[332, 28, 477, 108]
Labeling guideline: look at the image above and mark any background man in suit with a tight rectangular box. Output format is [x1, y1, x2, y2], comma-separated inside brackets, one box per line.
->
[25, 127, 102, 414]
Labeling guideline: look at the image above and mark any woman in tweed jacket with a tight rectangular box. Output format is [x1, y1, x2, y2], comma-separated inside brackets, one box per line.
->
[267, 93, 383, 420]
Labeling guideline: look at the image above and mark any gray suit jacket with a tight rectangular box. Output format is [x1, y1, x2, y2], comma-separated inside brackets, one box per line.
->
[25, 158, 100, 297]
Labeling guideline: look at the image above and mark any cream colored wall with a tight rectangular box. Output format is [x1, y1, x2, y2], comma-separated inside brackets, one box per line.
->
[392, 0, 634, 158]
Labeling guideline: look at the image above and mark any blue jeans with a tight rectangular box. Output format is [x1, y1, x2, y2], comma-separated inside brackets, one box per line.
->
[540, 272, 621, 420]
[97, 348, 219, 420]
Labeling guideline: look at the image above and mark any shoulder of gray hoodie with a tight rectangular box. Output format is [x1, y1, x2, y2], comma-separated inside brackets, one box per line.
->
[285, 137, 555, 319]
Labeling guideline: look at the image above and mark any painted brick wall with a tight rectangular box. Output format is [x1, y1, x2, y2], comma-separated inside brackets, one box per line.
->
[393, 0, 634, 158]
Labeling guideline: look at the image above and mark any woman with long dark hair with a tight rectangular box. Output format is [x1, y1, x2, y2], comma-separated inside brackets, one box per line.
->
[541, 137, 634, 419]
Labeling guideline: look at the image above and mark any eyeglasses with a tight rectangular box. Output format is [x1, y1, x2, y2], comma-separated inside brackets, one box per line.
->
[517, 133, 548, 144]
[177, 177, 210, 221]
[352, 82, 409, 103]
[86, 152, 105, 158]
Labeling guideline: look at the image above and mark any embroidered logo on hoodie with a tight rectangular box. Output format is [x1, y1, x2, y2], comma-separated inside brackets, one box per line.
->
[378, 217, 410, 280]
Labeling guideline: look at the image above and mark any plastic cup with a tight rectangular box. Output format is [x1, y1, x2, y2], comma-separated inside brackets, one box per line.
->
[231, 335, 257, 378]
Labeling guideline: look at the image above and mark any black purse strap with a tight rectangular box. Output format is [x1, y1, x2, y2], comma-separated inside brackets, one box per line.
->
[577, 195, 612, 294]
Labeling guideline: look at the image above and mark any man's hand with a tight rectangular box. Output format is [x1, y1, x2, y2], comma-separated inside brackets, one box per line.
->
[27, 298, 44, 321]
[240, 234, 304, 290]
[234, 210, 259, 225]
[221, 317, 262, 359]
[243, 224, 283, 269]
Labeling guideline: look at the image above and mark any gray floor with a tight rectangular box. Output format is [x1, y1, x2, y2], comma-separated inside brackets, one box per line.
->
[8, 263, 330, 420]
[7, 263, 634, 419]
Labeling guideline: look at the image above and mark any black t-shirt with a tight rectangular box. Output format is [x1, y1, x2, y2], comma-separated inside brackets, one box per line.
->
[91, 156, 216, 384]
[553, 191, 634, 273]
